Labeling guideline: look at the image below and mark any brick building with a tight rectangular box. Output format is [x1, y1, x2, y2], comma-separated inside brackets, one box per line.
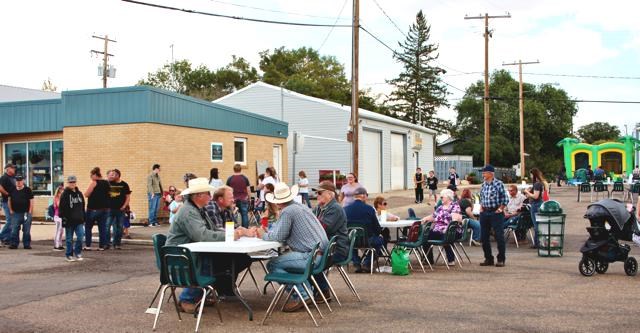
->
[0, 86, 288, 220]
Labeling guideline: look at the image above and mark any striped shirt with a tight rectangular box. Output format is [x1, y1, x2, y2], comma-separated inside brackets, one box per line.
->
[263, 202, 328, 253]
[480, 178, 508, 210]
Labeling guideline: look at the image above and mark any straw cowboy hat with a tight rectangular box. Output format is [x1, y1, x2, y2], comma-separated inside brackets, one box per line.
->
[180, 177, 216, 195]
[266, 182, 299, 204]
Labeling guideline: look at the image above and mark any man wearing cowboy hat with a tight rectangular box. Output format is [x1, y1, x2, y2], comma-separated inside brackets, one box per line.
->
[166, 177, 254, 313]
[255, 182, 328, 312]
[311, 180, 348, 301]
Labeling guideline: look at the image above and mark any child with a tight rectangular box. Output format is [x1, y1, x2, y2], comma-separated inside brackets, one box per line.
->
[58, 175, 85, 261]
[168, 190, 183, 224]
[53, 185, 65, 251]
[297, 170, 311, 208]
[414, 167, 424, 203]
[426, 170, 438, 205]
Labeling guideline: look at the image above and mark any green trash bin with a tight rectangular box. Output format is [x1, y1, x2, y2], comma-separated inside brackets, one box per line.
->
[536, 200, 566, 257]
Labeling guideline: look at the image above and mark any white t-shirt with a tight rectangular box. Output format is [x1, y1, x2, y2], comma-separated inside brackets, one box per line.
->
[168, 200, 183, 224]
[260, 176, 276, 201]
[298, 177, 309, 193]
[209, 178, 224, 189]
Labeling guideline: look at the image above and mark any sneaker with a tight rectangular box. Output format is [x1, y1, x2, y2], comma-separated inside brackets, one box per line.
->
[479, 260, 494, 266]
[24, 246, 32, 250]
[66, 256, 76, 262]
[83, 246, 93, 251]
[447, 261, 456, 266]
[179, 301, 197, 314]
[53, 247, 64, 251]
[97, 247, 105, 251]
[470, 240, 482, 246]
[495, 261, 505, 267]
[75, 254, 84, 261]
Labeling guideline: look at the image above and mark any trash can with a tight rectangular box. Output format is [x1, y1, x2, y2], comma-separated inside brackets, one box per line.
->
[536, 200, 566, 257]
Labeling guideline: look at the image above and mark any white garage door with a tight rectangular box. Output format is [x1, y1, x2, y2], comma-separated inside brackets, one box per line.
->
[391, 133, 406, 190]
[362, 130, 382, 194]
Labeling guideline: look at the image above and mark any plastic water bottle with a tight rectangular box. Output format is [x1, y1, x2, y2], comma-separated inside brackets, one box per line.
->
[225, 221, 234, 242]
[380, 210, 387, 224]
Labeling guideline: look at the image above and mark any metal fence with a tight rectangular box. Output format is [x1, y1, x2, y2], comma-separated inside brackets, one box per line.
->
[434, 155, 474, 183]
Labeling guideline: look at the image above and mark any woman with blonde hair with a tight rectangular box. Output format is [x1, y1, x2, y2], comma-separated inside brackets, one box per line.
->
[52, 185, 65, 250]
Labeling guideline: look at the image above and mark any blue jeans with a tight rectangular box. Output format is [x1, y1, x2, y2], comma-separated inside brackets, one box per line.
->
[300, 193, 311, 208]
[10, 212, 32, 247]
[236, 200, 249, 228]
[267, 251, 317, 300]
[467, 218, 481, 241]
[0, 201, 12, 242]
[85, 210, 109, 248]
[65, 224, 85, 257]
[503, 215, 519, 229]
[480, 211, 506, 263]
[352, 235, 385, 267]
[148, 193, 161, 226]
[530, 201, 542, 247]
[108, 209, 126, 246]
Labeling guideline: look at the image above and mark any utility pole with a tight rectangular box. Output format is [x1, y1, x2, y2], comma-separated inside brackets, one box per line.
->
[465, 13, 510, 165]
[503, 59, 539, 180]
[351, 0, 360, 177]
[91, 35, 116, 88]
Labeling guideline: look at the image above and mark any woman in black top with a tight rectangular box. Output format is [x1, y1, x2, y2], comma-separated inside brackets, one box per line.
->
[524, 168, 548, 249]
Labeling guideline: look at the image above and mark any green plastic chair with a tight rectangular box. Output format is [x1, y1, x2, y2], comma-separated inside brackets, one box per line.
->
[153, 246, 222, 332]
[628, 183, 640, 204]
[593, 181, 609, 200]
[147, 234, 167, 312]
[332, 229, 361, 302]
[424, 223, 462, 270]
[453, 219, 472, 264]
[261, 243, 322, 327]
[347, 221, 381, 275]
[309, 236, 339, 311]
[394, 221, 432, 273]
[578, 182, 592, 202]
[610, 181, 624, 200]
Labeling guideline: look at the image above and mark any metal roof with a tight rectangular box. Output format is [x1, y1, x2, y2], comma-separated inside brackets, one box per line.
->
[0, 85, 287, 138]
[0, 84, 61, 102]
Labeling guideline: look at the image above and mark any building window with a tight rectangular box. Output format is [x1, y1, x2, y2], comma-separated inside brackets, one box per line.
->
[3, 140, 63, 196]
[234, 138, 247, 165]
[211, 142, 223, 162]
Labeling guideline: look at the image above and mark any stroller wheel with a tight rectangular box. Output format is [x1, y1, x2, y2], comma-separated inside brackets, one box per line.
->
[595, 260, 608, 274]
[579, 257, 596, 276]
[624, 257, 638, 276]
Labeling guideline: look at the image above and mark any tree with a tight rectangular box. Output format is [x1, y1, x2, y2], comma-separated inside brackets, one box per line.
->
[386, 10, 449, 133]
[138, 56, 259, 100]
[42, 78, 57, 92]
[452, 69, 578, 176]
[259, 46, 350, 104]
[576, 122, 621, 143]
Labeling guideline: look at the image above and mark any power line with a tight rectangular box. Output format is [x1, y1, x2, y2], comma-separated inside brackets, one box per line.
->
[522, 72, 640, 80]
[121, 0, 353, 27]
[207, 0, 350, 21]
[318, 0, 349, 51]
[371, 0, 405, 36]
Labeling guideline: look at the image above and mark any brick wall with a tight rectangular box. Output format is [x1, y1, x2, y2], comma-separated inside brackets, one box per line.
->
[63, 123, 287, 221]
[0, 132, 63, 219]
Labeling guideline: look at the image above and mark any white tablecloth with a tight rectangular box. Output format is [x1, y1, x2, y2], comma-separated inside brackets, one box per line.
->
[379, 220, 417, 228]
[180, 237, 282, 254]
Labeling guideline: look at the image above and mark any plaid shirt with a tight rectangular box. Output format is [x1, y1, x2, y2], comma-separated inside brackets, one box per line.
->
[263, 202, 328, 253]
[480, 178, 508, 210]
[203, 201, 237, 229]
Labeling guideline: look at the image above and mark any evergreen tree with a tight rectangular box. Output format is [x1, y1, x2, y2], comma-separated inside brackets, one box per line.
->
[387, 10, 449, 133]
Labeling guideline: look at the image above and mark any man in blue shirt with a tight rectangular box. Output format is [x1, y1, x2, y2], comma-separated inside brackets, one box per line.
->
[344, 187, 384, 273]
[479, 165, 508, 267]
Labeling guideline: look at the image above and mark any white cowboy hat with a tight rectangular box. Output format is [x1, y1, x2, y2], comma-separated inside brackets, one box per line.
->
[180, 177, 216, 196]
[266, 182, 299, 204]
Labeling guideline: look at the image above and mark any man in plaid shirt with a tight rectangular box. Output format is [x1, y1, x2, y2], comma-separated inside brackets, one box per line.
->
[479, 165, 509, 267]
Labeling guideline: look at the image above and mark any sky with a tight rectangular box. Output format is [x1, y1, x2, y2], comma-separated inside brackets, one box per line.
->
[2, 0, 639, 137]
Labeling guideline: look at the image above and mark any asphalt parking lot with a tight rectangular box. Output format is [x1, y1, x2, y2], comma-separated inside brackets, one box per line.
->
[1, 185, 638, 333]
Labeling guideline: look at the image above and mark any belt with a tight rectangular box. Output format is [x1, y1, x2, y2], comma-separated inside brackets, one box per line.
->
[87, 208, 109, 212]
[481, 207, 498, 212]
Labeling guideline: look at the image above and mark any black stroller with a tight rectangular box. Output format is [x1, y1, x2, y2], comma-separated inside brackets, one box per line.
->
[579, 199, 639, 276]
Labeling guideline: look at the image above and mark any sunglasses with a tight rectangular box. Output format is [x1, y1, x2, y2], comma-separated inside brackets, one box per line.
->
[382, 202, 388, 206]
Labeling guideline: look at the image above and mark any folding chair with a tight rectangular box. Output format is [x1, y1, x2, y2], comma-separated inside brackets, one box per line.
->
[146, 234, 168, 314]
[347, 221, 382, 274]
[153, 246, 223, 332]
[309, 236, 339, 311]
[261, 243, 322, 327]
[453, 219, 472, 264]
[331, 229, 361, 303]
[577, 183, 592, 202]
[394, 221, 432, 273]
[425, 223, 462, 269]
[593, 181, 609, 200]
[610, 181, 624, 200]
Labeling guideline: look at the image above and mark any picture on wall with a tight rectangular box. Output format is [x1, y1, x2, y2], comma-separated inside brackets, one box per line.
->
[211, 142, 223, 162]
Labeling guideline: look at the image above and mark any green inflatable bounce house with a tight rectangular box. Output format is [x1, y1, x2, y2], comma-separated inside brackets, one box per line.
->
[557, 136, 639, 179]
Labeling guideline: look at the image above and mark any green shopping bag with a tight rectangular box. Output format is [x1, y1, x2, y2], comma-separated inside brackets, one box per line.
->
[391, 247, 410, 275]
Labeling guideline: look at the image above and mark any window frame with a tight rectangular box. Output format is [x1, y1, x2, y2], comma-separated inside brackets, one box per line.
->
[3, 139, 63, 196]
[234, 137, 247, 165]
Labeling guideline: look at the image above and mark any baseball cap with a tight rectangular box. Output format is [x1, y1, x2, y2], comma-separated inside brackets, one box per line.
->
[312, 180, 336, 193]
[15, 175, 24, 181]
[67, 175, 78, 182]
[353, 187, 368, 196]
[481, 164, 495, 173]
